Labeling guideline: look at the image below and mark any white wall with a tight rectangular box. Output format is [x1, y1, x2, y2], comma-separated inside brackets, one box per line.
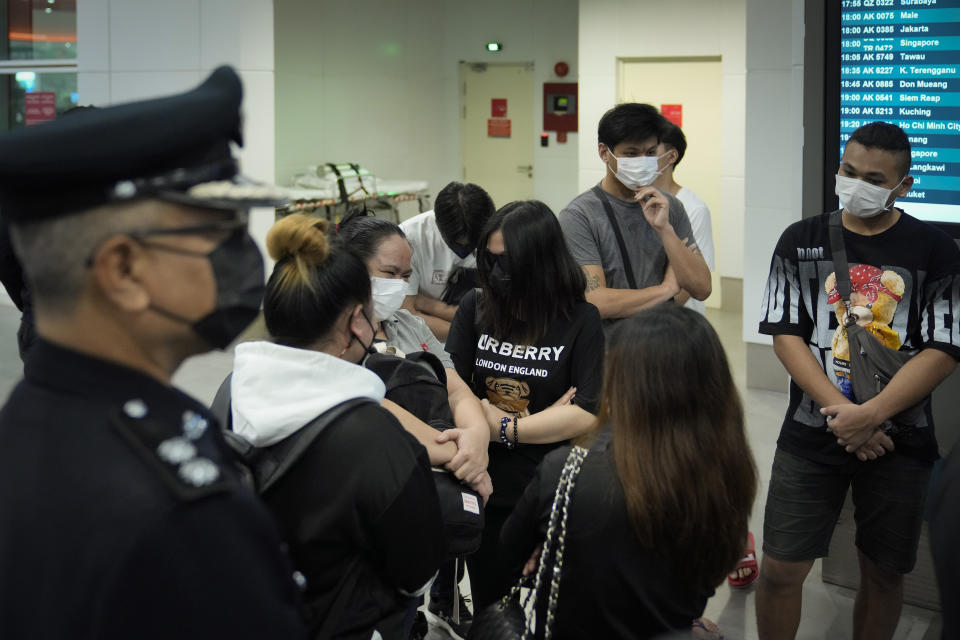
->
[577, 0, 746, 282]
[274, 0, 579, 215]
[76, 0, 277, 258]
[742, 0, 806, 344]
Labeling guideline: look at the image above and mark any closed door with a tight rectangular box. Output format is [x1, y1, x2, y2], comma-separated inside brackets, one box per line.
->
[618, 57, 723, 308]
[460, 62, 534, 208]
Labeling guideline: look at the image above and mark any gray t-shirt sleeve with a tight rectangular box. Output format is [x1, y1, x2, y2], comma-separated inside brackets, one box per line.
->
[389, 310, 454, 369]
[559, 203, 601, 267]
[419, 320, 453, 369]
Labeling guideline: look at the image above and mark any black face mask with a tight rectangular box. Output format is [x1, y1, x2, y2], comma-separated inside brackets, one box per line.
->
[345, 309, 378, 364]
[484, 252, 512, 297]
[141, 226, 265, 350]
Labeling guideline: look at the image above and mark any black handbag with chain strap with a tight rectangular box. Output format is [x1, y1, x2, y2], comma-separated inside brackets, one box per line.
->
[468, 446, 590, 640]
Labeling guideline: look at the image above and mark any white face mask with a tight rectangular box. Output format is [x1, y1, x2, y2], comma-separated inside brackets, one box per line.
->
[835, 174, 905, 218]
[605, 147, 667, 190]
[370, 277, 408, 322]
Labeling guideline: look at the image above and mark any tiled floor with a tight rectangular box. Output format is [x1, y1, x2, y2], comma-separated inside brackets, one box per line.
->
[0, 304, 943, 639]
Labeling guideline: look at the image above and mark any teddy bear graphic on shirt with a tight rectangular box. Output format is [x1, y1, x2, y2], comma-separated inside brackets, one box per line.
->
[824, 264, 905, 401]
[485, 377, 531, 416]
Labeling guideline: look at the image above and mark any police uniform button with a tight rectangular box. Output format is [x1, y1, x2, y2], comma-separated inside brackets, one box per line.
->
[292, 571, 307, 590]
[157, 437, 197, 465]
[178, 458, 220, 487]
[181, 410, 209, 440]
[123, 399, 149, 419]
[113, 180, 137, 198]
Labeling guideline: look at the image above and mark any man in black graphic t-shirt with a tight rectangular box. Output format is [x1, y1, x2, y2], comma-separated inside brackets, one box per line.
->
[756, 122, 960, 640]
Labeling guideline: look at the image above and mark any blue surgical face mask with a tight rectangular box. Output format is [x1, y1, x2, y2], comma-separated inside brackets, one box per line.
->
[449, 241, 473, 259]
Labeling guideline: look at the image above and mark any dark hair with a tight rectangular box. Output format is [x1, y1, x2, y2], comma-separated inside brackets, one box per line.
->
[597, 103, 663, 151]
[263, 214, 370, 348]
[599, 305, 756, 593]
[848, 121, 912, 176]
[659, 121, 687, 167]
[336, 205, 406, 263]
[434, 181, 496, 251]
[476, 200, 586, 344]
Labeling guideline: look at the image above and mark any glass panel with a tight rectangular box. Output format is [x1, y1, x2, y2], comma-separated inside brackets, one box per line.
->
[1, 70, 77, 131]
[2, 0, 77, 61]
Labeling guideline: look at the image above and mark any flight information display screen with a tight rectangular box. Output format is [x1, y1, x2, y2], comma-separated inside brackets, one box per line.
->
[838, 1, 960, 223]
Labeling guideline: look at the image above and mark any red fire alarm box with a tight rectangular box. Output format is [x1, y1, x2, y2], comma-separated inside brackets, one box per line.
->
[543, 82, 577, 135]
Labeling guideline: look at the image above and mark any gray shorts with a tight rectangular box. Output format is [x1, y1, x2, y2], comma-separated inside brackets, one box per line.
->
[762, 447, 932, 575]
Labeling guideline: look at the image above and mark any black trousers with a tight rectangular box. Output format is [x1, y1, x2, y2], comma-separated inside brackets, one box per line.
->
[464, 504, 515, 610]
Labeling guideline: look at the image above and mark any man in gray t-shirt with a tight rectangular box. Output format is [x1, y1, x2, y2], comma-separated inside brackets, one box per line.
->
[559, 103, 711, 326]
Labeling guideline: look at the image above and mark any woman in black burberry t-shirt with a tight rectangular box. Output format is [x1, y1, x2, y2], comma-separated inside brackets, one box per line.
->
[444, 200, 604, 609]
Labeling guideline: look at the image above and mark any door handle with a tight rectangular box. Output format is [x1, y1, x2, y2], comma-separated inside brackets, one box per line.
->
[517, 165, 533, 178]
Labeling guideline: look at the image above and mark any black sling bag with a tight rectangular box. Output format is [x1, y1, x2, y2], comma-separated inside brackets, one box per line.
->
[828, 211, 928, 435]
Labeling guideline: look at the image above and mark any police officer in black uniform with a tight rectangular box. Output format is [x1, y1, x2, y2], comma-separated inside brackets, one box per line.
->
[0, 67, 307, 639]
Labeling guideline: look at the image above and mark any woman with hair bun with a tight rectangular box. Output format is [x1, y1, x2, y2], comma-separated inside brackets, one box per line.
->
[226, 213, 444, 639]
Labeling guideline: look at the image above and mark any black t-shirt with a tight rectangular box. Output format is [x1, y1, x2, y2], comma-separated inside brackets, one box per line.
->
[500, 436, 711, 639]
[445, 290, 605, 507]
[758, 211, 960, 464]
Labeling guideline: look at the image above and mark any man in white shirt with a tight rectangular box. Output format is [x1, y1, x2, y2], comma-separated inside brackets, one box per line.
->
[400, 182, 495, 341]
[651, 121, 716, 315]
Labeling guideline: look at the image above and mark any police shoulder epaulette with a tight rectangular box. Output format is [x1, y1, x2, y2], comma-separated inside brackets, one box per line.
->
[110, 399, 232, 502]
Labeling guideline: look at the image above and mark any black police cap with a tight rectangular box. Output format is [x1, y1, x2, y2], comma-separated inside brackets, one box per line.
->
[0, 66, 288, 224]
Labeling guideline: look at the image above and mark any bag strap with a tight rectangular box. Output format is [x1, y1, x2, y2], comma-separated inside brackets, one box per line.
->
[350, 162, 371, 196]
[256, 397, 372, 493]
[591, 185, 637, 290]
[827, 211, 856, 327]
[526, 445, 589, 640]
[216, 384, 372, 494]
[326, 162, 349, 203]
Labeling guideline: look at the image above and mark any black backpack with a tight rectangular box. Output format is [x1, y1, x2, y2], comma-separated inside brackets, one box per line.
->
[212, 354, 484, 561]
[364, 351, 485, 560]
[211, 376, 372, 493]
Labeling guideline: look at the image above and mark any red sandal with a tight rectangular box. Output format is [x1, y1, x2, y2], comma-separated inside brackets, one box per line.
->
[728, 531, 759, 588]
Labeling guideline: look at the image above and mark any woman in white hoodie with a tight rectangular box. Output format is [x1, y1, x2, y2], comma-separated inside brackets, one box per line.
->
[229, 213, 444, 640]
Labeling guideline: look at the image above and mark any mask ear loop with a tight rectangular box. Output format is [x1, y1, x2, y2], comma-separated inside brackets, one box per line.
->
[886, 175, 908, 210]
[338, 308, 377, 359]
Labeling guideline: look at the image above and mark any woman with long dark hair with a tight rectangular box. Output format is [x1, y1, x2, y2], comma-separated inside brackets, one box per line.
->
[444, 200, 605, 611]
[501, 304, 757, 639]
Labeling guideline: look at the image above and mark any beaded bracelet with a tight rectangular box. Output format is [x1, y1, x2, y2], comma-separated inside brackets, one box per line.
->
[499, 416, 515, 449]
